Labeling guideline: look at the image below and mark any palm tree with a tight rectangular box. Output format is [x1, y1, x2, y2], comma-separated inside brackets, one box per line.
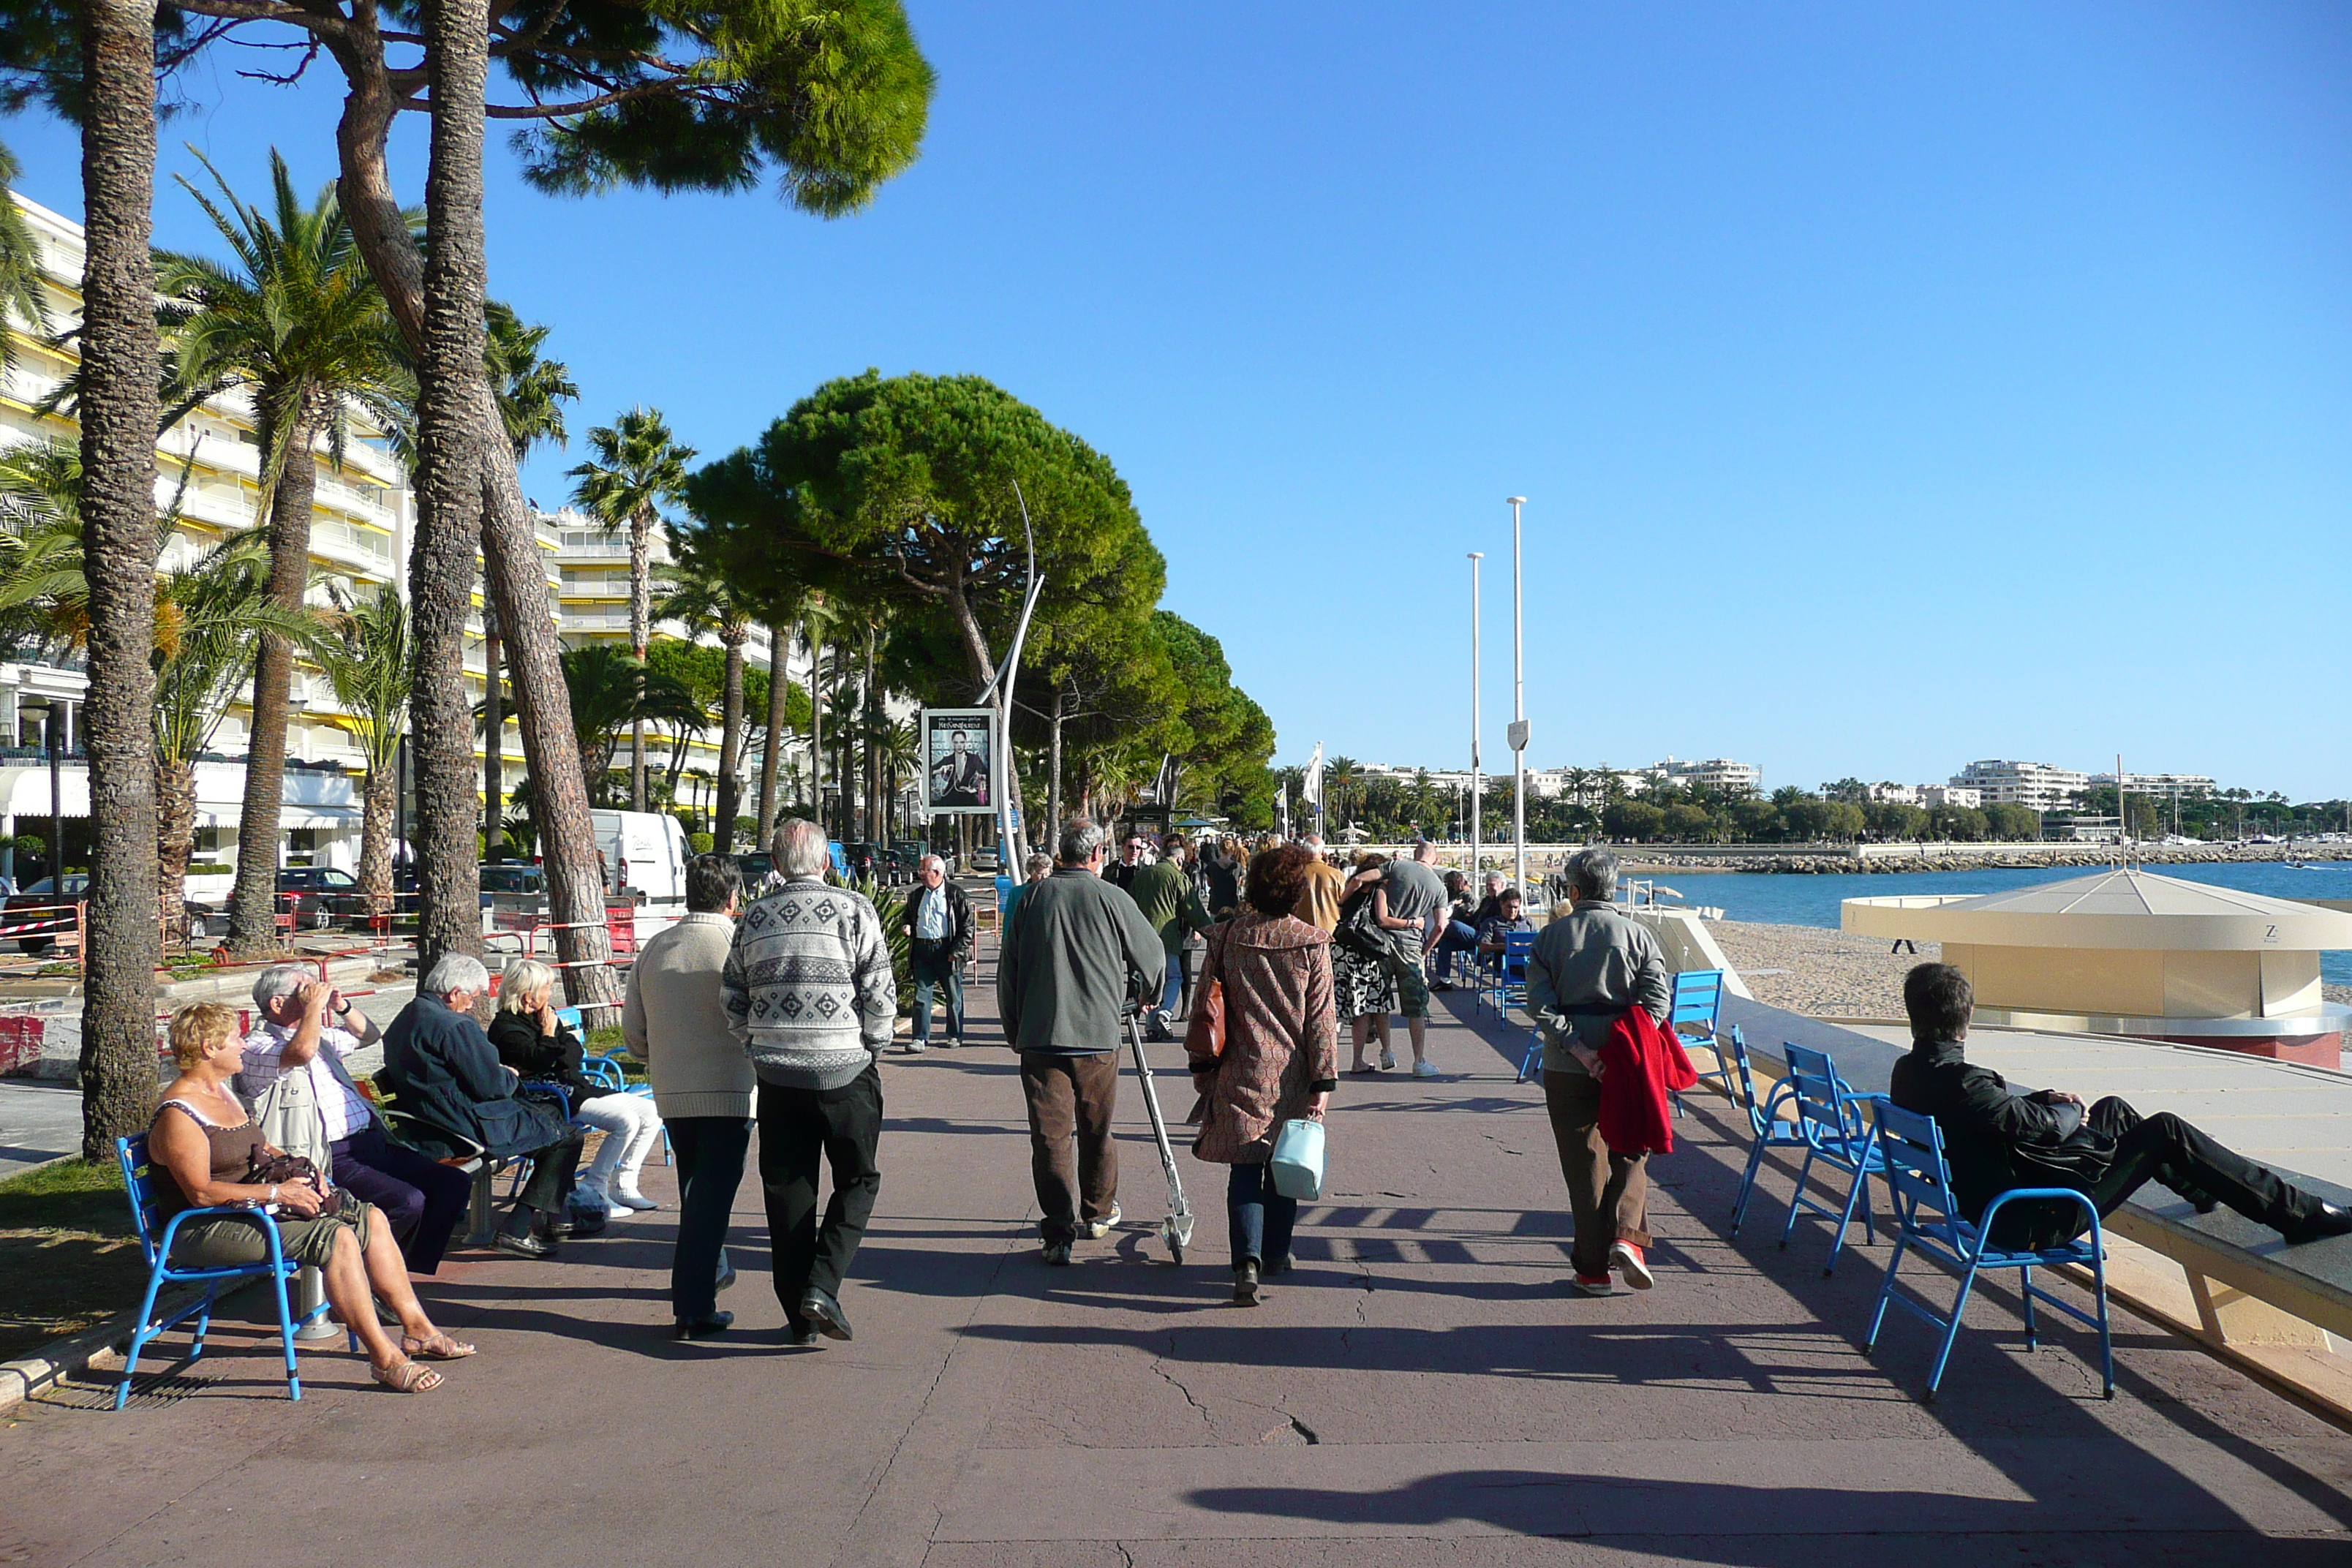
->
[0, 140, 51, 369]
[479, 303, 575, 859]
[557, 644, 706, 802]
[654, 525, 758, 852]
[155, 148, 409, 955]
[797, 590, 846, 837]
[153, 529, 339, 924]
[1326, 756, 1359, 832]
[69, 0, 168, 1156]
[755, 594, 810, 843]
[321, 587, 409, 913]
[568, 407, 694, 811]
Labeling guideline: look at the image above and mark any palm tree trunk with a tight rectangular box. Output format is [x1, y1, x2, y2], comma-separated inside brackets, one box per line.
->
[157, 755, 197, 905]
[629, 506, 650, 813]
[756, 618, 787, 843]
[225, 396, 324, 954]
[327, 10, 614, 1016]
[482, 602, 502, 859]
[358, 756, 395, 912]
[715, 625, 745, 854]
[75, 0, 163, 1161]
[407, 0, 492, 978]
[1048, 687, 1064, 840]
[806, 614, 823, 835]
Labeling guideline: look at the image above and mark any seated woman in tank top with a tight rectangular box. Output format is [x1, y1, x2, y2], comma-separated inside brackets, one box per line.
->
[148, 1003, 475, 1393]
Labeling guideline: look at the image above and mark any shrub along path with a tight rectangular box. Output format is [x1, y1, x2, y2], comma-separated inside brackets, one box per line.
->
[3, 978, 2349, 1565]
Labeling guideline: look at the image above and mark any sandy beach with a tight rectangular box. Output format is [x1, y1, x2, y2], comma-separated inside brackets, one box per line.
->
[1707, 916, 2352, 1018]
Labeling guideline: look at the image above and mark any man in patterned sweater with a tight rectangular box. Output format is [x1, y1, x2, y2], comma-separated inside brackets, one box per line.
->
[723, 817, 897, 1345]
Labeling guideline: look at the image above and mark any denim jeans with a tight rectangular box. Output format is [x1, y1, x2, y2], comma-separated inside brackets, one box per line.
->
[1434, 920, 1478, 981]
[911, 940, 963, 1044]
[1227, 1160, 1298, 1270]
[1161, 951, 1184, 1014]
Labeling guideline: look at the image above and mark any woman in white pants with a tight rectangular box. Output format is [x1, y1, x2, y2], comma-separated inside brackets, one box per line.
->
[489, 960, 666, 1213]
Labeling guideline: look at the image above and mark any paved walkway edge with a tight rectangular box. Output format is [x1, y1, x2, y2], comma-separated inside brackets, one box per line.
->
[0, 1278, 246, 1415]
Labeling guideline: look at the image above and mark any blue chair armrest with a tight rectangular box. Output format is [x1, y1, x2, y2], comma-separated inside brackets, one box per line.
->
[1979, 1187, 2103, 1229]
[154, 1204, 288, 1269]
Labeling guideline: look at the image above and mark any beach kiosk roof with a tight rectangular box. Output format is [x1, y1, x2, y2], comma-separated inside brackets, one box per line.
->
[1842, 867, 2352, 951]
[1843, 867, 2352, 1066]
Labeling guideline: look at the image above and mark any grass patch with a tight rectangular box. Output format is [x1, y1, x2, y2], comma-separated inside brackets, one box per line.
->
[0, 1157, 144, 1363]
[583, 1025, 647, 1083]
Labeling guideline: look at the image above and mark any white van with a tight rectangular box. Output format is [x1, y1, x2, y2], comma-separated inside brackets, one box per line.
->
[592, 810, 692, 940]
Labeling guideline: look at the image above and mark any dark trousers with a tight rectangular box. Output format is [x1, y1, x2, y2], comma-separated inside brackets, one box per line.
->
[1226, 1161, 1297, 1270]
[1434, 921, 1477, 981]
[758, 1066, 883, 1319]
[1997, 1096, 2322, 1249]
[328, 1123, 471, 1274]
[911, 941, 963, 1044]
[512, 1128, 585, 1223]
[1018, 1051, 1120, 1245]
[1544, 1069, 1650, 1278]
[666, 1115, 751, 1321]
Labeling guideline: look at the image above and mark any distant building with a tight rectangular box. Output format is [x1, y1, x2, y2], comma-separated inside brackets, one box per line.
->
[1953, 760, 2088, 812]
[1866, 783, 1918, 805]
[2044, 814, 2123, 843]
[1651, 757, 1763, 795]
[1867, 782, 1982, 810]
[2089, 771, 2215, 803]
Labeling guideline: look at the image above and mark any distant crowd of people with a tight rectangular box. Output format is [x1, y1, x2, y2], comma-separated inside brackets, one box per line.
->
[142, 818, 2352, 1392]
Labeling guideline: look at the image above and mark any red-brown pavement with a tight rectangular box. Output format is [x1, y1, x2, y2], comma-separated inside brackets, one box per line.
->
[7, 978, 2352, 1568]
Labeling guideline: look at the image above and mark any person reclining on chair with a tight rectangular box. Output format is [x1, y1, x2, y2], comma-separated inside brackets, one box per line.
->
[1889, 962, 2352, 1251]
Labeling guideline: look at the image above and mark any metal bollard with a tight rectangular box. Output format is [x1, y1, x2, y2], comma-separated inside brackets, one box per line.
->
[293, 1264, 339, 1340]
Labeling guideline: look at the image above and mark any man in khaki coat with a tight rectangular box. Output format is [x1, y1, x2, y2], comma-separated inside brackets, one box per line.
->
[625, 853, 753, 1338]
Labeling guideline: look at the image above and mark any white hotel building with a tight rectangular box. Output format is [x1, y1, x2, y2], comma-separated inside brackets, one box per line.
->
[0, 191, 798, 886]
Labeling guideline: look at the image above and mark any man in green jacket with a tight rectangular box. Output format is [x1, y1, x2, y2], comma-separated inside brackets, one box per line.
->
[997, 817, 1164, 1264]
[1126, 834, 1212, 1038]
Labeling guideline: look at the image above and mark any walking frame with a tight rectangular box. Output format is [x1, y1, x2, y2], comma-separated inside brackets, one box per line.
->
[1122, 1000, 1196, 1264]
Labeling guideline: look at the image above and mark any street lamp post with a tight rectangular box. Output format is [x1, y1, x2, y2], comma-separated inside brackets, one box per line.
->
[1468, 551, 1482, 883]
[1506, 497, 1528, 898]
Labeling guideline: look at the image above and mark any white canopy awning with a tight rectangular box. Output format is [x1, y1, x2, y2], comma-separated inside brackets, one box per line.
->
[0, 764, 90, 820]
[1844, 867, 2352, 952]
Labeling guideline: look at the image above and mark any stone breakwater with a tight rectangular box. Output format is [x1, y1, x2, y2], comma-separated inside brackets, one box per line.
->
[1629, 844, 2352, 875]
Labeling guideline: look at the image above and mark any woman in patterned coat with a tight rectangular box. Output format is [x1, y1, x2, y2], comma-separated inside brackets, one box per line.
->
[1188, 844, 1340, 1305]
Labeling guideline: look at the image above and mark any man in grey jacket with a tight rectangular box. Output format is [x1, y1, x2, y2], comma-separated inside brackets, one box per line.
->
[723, 818, 897, 1343]
[997, 816, 1164, 1264]
[1527, 846, 1672, 1298]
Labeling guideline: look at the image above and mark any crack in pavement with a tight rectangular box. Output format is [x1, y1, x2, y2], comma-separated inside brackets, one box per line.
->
[1153, 1331, 1214, 1428]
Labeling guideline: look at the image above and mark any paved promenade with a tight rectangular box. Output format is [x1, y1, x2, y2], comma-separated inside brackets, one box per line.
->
[5, 982, 2351, 1566]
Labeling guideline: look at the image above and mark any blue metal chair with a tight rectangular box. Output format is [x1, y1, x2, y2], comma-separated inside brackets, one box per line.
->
[1668, 969, 1733, 1103]
[113, 1133, 355, 1410]
[1488, 930, 1535, 1017]
[1771, 1043, 1886, 1275]
[1724, 1027, 1811, 1237]
[1865, 1098, 2114, 1401]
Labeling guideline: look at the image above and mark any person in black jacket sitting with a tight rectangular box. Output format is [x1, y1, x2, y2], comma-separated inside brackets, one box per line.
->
[490, 960, 666, 1215]
[380, 953, 592, 1259]
[1888, 963, 2352, 1251]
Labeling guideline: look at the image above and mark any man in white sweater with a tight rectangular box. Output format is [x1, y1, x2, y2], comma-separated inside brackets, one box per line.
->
[722, 818, 897, 1345]
[626, 853, 753, 1338]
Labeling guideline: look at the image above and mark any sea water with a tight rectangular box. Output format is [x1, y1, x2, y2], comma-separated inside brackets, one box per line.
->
[1644, 861, 2352, 987]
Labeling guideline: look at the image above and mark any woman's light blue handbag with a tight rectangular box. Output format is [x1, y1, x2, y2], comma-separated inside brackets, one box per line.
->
[1269, 1117, 1326, 1201]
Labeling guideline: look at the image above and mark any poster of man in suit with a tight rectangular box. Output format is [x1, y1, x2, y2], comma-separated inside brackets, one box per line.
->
[921, 709, 995, 815]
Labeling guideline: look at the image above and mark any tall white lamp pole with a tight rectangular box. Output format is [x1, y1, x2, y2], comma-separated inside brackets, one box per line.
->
[1469, 551, 1483, 882]
[1507, 496, 1528, 897]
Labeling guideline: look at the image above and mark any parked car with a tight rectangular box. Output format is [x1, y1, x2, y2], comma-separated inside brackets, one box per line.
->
[276, 866, 371, 928]
[4, 874, 217, 955]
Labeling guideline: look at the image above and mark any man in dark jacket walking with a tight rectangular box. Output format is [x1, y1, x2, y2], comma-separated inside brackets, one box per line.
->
[380, 953, 588, 1259]
[1890, 963, 2352, 1250]
[998, 817, 1164, 1264]
[901, 854, 973, 1052]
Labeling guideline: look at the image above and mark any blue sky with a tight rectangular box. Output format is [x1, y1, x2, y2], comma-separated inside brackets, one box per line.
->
[7, 3, 2349, 797]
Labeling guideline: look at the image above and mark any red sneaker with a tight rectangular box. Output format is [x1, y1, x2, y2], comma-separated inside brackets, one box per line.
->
[1571, 1273, 1615, 1297]
[1610, 1240, 1654, 1290]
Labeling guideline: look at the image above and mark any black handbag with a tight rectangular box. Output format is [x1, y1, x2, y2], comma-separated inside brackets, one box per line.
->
[1335, 886, 1390, 958]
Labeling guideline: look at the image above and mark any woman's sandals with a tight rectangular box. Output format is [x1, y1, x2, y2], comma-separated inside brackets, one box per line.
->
[372, 1358, 445, 1393]
[402, 1331, 477, 1360]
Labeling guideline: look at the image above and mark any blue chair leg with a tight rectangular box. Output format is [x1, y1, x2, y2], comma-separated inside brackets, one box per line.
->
[1925, 1259, 1985, 1401]
[115, 1266, 173, 1410]
[270, 1266, 303, 1401]
[2019, 1263, 2038, 1350]
[2091, 1245, 2115, 1398]
[1864, 1228, 1910, 1352]
[1730, 1136, 1772, 1237]
[1825, 1163, 1873, 1277]
[1778, 1147, 1819, 1249]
